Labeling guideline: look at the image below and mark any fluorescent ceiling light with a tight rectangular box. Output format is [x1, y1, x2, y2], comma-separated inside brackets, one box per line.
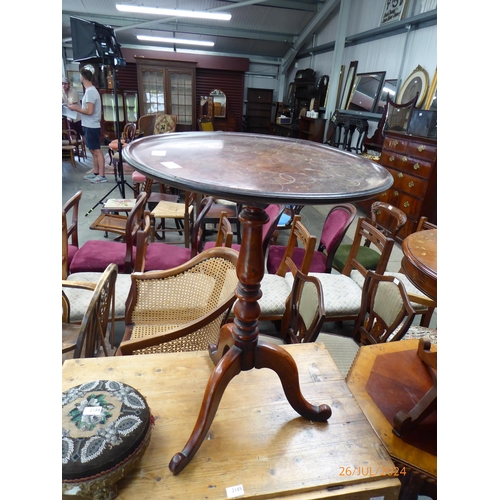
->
[137, 35, 214, 47]
[116, 4, 231, 21]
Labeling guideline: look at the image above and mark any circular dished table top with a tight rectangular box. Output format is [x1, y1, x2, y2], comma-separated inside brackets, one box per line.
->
[123, 132, 394, 206]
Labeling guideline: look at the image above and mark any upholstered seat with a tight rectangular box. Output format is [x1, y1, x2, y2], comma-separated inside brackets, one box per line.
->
[267, 203, 356, 275]
[143, 197, 214, 272]
[69, 192, 148, 275]
[64, 272, 132, 323]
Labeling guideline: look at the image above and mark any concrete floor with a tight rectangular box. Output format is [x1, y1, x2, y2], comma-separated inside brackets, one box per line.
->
[62, 148, 436, 342]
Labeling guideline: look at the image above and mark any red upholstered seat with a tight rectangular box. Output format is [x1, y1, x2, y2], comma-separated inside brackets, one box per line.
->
[69, 240, 138, 274]
[67, 244, 78, 269]
[69, 192, 149, 275]
[142, 196, 214, 272]
[266, 203, 357, 275]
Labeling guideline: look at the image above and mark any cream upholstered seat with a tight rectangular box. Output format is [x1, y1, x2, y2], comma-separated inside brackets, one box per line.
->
[303, 217, 395, 324]
[62, 264, 118, 364]
[257, 215, 317, 321]
[63, 272, 132, 323]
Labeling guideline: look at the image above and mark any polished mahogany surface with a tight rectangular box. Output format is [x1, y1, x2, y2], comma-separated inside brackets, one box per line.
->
[124, 132, 393, 205]
[401, 229, 437, 302]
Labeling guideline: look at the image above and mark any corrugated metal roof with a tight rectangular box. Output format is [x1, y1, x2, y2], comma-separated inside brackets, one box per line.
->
[62, 0, 333, 62]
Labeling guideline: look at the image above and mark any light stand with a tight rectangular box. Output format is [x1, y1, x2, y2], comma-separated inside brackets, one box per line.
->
[85, 64, 136, 217]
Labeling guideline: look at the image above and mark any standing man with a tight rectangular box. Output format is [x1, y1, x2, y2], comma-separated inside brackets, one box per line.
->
[62, 77, 82, 138]
[68, 68, 107, 183]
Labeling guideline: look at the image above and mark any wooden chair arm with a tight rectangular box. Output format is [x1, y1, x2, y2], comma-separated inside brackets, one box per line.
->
[406, 292, 436, 309]
[62, 281, 97, 291]
[117, 296, 236, 355]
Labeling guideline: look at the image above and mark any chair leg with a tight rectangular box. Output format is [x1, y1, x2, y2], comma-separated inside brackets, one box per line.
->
[419, 307, 435, 327]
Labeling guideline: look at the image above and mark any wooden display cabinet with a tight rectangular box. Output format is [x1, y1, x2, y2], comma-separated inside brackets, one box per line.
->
[136, 58, 196, 132]
[98, 89, 138, 144]
[298, 116, 326, 143]
[245, 88, 273, 134]
[357, 131, 437, 240]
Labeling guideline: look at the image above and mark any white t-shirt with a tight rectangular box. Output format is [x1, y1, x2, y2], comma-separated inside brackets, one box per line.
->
[81, 85, 101, 128]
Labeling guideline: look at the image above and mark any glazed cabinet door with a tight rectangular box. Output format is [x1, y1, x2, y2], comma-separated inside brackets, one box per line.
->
[137, 66, 166, 115]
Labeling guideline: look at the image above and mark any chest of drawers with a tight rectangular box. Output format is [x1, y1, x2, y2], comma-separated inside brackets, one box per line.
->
[358, 132, 437, 241]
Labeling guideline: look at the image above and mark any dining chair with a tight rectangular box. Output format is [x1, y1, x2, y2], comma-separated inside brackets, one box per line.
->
[62, 190, 82, 279]
[259, 257, 360, 379]
[203, 198, 242, 244]
[267, 203, 357, 275]
[211, 204, 283, 257]
[352, 270, 437, 346]
[331, 201, 407, 273]
[92, 177, 179, 239]
[62, 217, 150, 324]
[149, 191, 196, 246]
[257, 215, 317, 322]
[62, 263, 118, 364]
[270, 205, 304, 245]
[107, 122, 136, 166]
[202, 211, 234, 250]
[143, 196, 215, 272]
[116, 247, 240, 355]
[69, 192, 148, 274]
[305, 217, 395, 324]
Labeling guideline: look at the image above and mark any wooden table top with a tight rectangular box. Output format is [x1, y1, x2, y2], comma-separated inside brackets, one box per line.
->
[62, 344, 400, 499]
[346, 340, 437, 479]
[123, 132, 394, 206]
[401, 229, 437, 302]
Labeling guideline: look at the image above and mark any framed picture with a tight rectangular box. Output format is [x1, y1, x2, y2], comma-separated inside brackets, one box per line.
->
[396, 65, 429, 108]
[380, 0, 408, 26]
[334, 65, 345, 110]
[423, 68, 437, 111]
[339, 61, 358, 110]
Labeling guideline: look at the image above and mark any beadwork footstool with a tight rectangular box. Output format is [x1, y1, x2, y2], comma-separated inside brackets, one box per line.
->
[62, 380, 153, 499]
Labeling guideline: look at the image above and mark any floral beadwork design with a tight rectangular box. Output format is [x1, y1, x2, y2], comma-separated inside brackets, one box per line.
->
[67, 394, 115, 431]
[62, 380, 149, 466]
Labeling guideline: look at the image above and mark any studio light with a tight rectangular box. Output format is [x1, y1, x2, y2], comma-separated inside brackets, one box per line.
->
[116, 4, 232, 21]
[136, 35, 214, 47]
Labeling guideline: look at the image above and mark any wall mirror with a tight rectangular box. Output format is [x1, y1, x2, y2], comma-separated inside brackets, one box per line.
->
[210, 89, 226, 118]
[347, 71, 386, 113]
[375, 79, 398, 114]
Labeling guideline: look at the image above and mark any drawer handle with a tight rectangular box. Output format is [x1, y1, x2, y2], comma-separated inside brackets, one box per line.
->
[394, 190, 399, 197]
[404, 201, 410, 208]
[408, 181, 414, 188]
[381, 192, 387, 197]
[413, 163, 420, 170]
[418, 145, 426, 152]
[389, 155, 395, 162]
[398, 173, 403, 178]
[402, 156, 407, 162]
[389, 139, 399, 147]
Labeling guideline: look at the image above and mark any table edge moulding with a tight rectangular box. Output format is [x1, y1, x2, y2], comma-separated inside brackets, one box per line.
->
[123, 131, 393, 475]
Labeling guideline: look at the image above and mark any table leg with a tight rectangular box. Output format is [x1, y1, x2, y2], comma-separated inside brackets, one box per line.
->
[169, 206, 332, 475]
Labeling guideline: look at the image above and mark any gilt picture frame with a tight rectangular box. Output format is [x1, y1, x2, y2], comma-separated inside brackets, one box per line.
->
[396, 65, 429, 108]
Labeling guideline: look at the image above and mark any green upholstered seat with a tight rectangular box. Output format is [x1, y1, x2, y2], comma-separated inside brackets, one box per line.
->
[332, 243, 381, 272]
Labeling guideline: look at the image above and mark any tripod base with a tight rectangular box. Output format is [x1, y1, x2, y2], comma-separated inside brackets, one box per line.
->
[168, 206, 332, 475]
